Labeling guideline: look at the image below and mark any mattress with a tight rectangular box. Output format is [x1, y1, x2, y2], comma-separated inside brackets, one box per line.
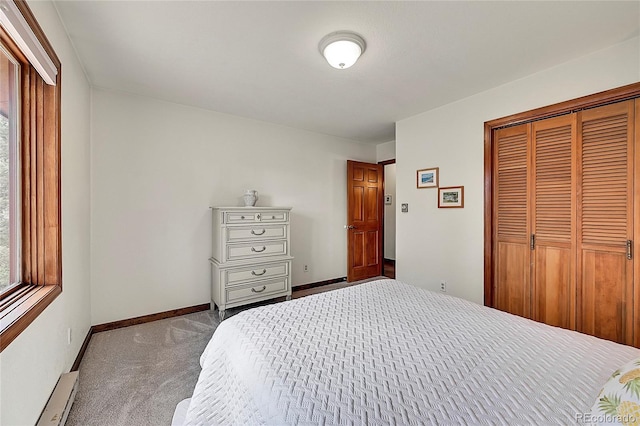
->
[183, 279, 640, 425]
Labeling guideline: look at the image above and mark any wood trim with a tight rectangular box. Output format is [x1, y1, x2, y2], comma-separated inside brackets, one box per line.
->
[486, 82, 640, 130]
[484, 83, 640, 309]
[0, 284, 60, 351]
[292, 277, 347, 292]
[71, 326, 93, 371]
[378, 159, 396, 166]
[92, 304, 211, 333]
[0, 0, 62, 352]
[635, 99, 640, 348]
[383, 258, 395, 266]
[55, 67, 62, 285]
[13, 1, 61, 69]
[483, 123, 493, 306]
[0, 26, 27, 64]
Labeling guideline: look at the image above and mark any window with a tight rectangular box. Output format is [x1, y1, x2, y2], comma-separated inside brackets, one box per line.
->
[0, 0, 61, 352]
[0, 41, 20, 294]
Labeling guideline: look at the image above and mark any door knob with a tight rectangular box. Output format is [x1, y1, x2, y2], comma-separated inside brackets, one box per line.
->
[346, 225, 356, 229]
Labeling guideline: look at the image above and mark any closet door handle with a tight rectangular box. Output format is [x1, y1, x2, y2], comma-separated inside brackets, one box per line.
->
[251, 246, 267, 253]
[251, 229, 266, 236]
[251, 269, 267, 276]
[251, 285, 267, 293]
[627, 240, 633, 260]
[530, 234, 535, 250]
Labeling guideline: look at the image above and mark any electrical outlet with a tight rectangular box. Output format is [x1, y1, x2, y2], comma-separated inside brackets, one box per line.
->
[67, 327, 72, 345]
[304, 264, 309, 273]
[440, 281, 447, 292]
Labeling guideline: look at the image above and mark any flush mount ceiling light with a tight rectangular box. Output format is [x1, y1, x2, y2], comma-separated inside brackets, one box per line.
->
[318, 31, 366, 70]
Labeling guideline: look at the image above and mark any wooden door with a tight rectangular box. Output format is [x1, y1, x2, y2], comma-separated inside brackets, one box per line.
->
[347, 160, 383, 282]
[635, 99, 640, 348]
[530, 115, 576, 329]
[493, 124, 531, 318]
[577, 101, 634, 345]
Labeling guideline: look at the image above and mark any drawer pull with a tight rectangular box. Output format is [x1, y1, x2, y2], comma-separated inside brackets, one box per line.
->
[251, 229, 266, 236]
[251, 246, 267, 253]
[251, 285, 267, 293]
[272, 215, 276, 219]
[241, 215, 245, 219]
[251, 269, 267, 276]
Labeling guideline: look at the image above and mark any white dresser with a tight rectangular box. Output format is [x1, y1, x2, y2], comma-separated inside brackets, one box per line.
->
[210, 207, 293, 320]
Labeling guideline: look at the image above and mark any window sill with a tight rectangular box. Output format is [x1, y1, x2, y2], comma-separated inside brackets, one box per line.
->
[0, 284, 61, 352]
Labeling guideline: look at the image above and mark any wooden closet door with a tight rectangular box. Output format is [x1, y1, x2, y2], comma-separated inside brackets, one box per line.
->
[635, 99, 640, 348]
[531, 115, 576, 329]
[577, 100, 634, 345]
[493, 124, 531, 318]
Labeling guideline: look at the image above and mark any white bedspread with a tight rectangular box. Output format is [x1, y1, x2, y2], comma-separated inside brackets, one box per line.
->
[184, 279, 640, 425]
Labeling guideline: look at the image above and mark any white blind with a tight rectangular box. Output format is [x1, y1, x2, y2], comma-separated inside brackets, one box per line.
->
[0, 0, 57, 85]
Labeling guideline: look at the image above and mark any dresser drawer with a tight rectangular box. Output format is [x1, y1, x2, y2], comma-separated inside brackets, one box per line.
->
[226, 240, 287, 261]
[225, 261, 289, 286]
[226, 278, 289, 304]
[225, 212, 259, 223]
[225, 225, 287, 243]
[259, 211, 288, 222]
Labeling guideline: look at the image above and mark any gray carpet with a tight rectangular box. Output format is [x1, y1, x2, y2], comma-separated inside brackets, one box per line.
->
[66, 311, 219, 426]
[67, 278, 382, 425]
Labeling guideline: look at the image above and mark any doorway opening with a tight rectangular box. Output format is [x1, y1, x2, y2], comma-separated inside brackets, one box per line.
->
[381, 160, 396, 279]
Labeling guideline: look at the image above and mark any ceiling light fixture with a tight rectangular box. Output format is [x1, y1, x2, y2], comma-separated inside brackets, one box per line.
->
[318, 31, 366, 70]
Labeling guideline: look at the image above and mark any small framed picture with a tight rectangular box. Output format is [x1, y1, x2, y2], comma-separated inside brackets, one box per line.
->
[417, 167, 439, 189]
[438, 186, 464, 208]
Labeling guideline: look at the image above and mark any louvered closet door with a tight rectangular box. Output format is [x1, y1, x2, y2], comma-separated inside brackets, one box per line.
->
[531, 115, 576, 329]
[577, 100, 634, 345]
[494, 124, 531, 318]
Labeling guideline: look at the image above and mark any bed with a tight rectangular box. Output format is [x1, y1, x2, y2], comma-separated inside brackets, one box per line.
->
[180, 279, 640, 425]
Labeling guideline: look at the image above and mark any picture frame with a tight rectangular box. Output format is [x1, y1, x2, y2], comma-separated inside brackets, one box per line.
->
[416, 167, 439, 189]
[438, 186, 464, 208]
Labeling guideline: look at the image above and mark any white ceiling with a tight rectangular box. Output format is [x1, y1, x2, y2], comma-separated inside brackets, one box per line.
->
[53, 1, 639, 144]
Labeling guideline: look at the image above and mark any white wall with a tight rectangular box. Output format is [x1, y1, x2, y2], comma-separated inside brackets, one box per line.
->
[377, 140, 395, 162]
[396, 37, 640, 304]
[90, 89, 375, 325]
[0, 1, 92, 425]
[384, 163, 396, 260]
[377, 141, 396, 260]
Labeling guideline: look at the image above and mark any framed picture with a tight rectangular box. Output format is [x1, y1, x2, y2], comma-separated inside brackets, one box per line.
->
[438, 186, 464, 208]
[417, 167, 439, 189]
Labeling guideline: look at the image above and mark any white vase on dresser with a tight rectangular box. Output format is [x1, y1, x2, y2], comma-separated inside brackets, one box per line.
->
[210, 206, 293, 320]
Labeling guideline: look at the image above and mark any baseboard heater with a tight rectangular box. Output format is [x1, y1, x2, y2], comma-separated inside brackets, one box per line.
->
[36, 371, 79, 426]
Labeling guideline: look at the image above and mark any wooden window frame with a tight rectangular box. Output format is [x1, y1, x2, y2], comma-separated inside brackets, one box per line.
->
[484, 82, 640, 308]
[0, 0, 61, 352]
